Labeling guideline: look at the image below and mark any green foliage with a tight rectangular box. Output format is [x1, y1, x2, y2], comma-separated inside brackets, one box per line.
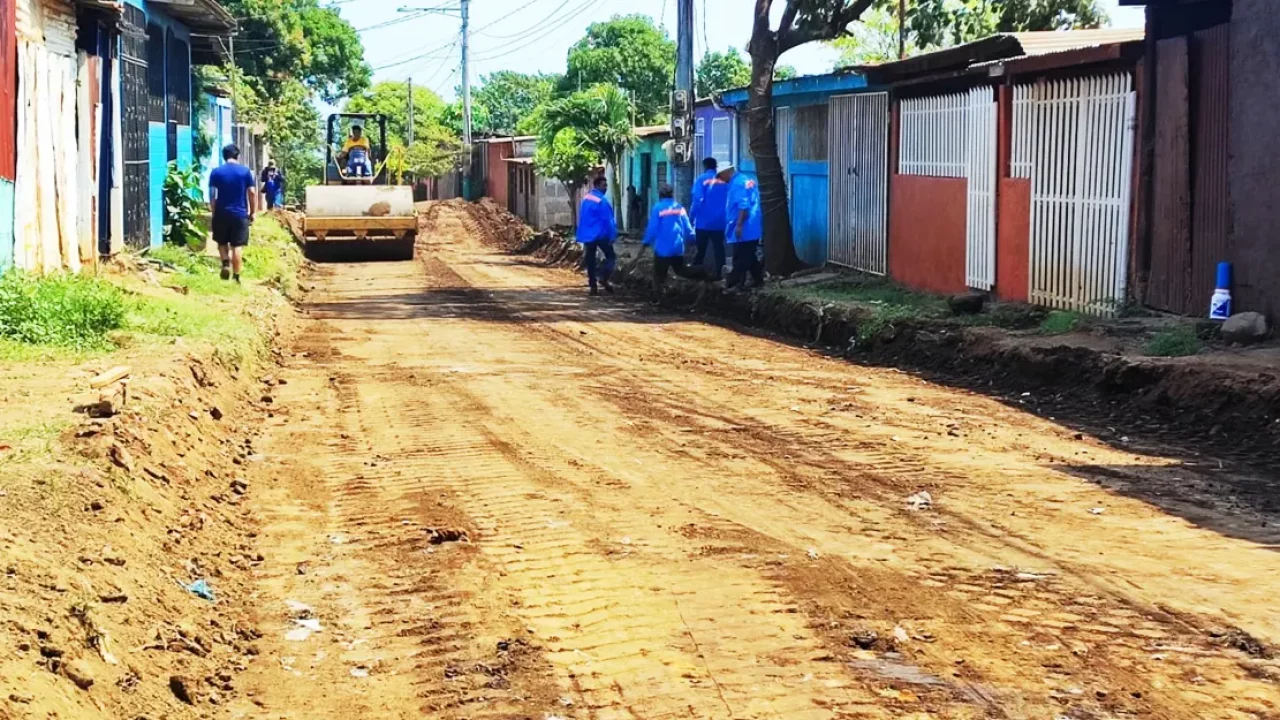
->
[1145, 325, 1204, 357]
[697, 49, 751, 97]
[539, 85, 634, 224]
[402, 136, 462, 179]
[226, 68, 324, 202]
[440, 100, 493, 137]
[149, 215, 301, 296]
[345, 81, 449, 146]
[1038, 310, 1086, 335]
[563, 14, 675, 123]
[218, 0, 371, 103]
[163, 162, 209, 251]
[533, 128, 598, 222]
[774, 65, 799, 81]
[0, 272, 127, 349]
[831, 0, 1108, 64]
[473, 71, 559, 135]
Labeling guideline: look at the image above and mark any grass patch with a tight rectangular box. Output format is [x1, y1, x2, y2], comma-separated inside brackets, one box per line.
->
[1145, 325, 1204, 357]
[0, 272, 127, 349]
[148, 215, 301, 295]
[1038, 310, 1087, 335]
[781, 278, 948, 313]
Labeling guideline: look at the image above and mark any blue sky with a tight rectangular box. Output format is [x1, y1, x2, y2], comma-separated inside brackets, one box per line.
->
[335, 0, 1145, 102]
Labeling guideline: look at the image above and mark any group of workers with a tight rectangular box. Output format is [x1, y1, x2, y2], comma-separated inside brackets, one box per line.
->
[574, 157, 763, 296]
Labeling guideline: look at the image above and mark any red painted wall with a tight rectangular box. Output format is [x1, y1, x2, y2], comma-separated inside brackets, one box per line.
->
[888, 174, 969, 295]
[997, 178, 1031, 302]
[0, 0, 16, 180]
[485, 141, 514, 210]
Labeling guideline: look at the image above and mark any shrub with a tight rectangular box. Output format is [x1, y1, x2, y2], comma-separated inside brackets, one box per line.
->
[1145, 325, 1204, 357]
[0, 272, 127, 348]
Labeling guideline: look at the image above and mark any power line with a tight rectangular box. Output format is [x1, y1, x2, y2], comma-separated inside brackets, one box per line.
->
[469, 0, 607, 63]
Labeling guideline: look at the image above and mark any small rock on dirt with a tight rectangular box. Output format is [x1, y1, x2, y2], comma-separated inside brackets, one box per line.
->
[906, 491, 934, 511]
[64, 659, 95, 689]
[209, 407, 224, 421]
[1221, 312, 1270, 344]
[427, 528, 469, 544]
[169, 675, 195, 704]
[366, 202, 392, 217]
[8, 692, 33, 704]
[108, 444, 134, 472]
[850, 629, 880, 650]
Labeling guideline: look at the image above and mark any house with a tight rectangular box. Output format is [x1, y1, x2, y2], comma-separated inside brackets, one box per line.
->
[693, 98, 734, 170]
[4, 0, 235, 272]
[619, 125, 671, 231]
[1123, 0, 1279, 320]
[476, 135, 576, 230]
[719, 71, 869, 266]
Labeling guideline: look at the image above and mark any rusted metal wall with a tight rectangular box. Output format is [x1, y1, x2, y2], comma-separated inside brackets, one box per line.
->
[1228, 0, 1280, 319]
[1145, 24, 1232, 316]
[888, 174, 969, 295]
[0, 0, 15, 182]
[1147, 37, 1192, 314]
[996, 178, 1031, 302]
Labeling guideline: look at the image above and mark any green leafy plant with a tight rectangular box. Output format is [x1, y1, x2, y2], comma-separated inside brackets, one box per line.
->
[0, 272, 127, 348]
[1038, 310, 1086, 335]
[164, 162, 209, 251]
[1145, 325, 1204, 357]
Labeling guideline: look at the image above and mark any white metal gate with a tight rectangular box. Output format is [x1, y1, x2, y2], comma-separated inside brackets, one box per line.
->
[1012, 74, 1136, 315]
[898, 88, 998, 289]
[828, 93, 890, 272]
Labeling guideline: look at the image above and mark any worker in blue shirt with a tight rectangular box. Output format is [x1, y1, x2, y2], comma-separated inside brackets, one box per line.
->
[642, 184, 707, 291]
[719, 164, 764, 290]
[689, 157, 728, 280]
[575, 175, 618, 295]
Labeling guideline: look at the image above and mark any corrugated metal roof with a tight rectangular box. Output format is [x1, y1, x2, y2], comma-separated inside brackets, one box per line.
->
[148, 0, 236, 32]
[1008, 29, 1145, 55]
[634, 125, 669, 138]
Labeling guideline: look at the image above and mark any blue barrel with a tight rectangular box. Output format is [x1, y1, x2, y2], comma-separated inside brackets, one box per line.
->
[1216, 261, 1232, 291]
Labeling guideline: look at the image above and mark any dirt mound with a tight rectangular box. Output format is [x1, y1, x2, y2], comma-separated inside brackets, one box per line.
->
[454, 198, 584, 267]
[0, 354, 278, 717]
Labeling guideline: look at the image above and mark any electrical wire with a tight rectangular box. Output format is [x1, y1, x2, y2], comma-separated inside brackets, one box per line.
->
[469, 0, 608, 63]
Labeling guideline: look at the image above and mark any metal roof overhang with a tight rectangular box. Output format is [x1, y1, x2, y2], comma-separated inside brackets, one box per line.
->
[150, 0, 238, 64]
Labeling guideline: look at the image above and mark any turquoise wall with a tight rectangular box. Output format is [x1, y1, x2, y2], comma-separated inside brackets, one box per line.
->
[177, 125, 194, 169]
[149, 123, 167, 247]
[0, 179, 13, 271]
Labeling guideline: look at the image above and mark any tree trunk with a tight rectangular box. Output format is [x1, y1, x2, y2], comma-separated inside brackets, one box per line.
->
[609, 157, 624, 228]
[747, 34, 804, 277]
[566, 182, 579, 227]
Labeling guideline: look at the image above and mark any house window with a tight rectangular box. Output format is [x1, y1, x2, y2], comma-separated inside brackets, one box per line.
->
[737, 114, 753, 164]
[695, 117, 705, 161]
[656, 161, 668, 188]
[711, 117, 732, 166]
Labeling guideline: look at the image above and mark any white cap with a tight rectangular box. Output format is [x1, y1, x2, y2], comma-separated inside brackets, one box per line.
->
[717, 163, 736, 174]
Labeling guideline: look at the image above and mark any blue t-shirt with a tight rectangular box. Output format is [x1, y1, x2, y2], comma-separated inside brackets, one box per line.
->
[208, 162, 255, 218]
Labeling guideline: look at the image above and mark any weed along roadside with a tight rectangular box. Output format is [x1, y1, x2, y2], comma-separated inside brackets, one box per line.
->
[0, 215, 300, 717]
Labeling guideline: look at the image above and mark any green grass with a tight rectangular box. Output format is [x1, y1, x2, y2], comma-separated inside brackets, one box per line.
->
[1038, 310, 1087, 335]
[0, 272, 127, 349]
[780, 279, 947, 312]
[1145, 325, 1204, 357]
[148, 215, 301, 295]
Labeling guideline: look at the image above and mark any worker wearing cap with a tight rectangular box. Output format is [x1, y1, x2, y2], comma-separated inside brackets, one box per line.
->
[341, 125, 373, 178]
[642, 183, 706, 292]
[576, 175, 618, 295]
[689, 157, 728, 280]
[719, 164, 764, 289]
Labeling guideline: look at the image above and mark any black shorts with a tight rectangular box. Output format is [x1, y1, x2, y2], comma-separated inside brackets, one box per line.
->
[212, 213, 250, 248]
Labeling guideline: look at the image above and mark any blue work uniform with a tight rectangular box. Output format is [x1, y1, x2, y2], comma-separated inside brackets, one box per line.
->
[644, 198, 706, 288]
[690, 169, 729, 278]
[576, 188, 618, 292]
[724, 173, 765, 289]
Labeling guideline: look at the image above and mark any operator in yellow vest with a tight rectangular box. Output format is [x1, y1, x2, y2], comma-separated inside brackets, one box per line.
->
[340, 124, 373, 178]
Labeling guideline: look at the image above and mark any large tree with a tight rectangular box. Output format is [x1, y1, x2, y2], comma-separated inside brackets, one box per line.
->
[474, 71, 559, 136]
[697, 49, 751, 97]
[540, 85, 635, 226]
[533, 128, 598, 225]
[346, 81, 448, 146]
[563, 15, 675, 123]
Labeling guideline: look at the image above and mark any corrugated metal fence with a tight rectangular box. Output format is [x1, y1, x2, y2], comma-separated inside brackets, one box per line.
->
[1012, 73, 1136, 315]
[827, 92, 889, 273]
[898, 89, 998, 289]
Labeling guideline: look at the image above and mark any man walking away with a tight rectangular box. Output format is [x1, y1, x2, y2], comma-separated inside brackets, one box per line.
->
[576, 175, 618, 296]
[643, 184, 705, 293]
[689, 157, 728, 280]
[719, 164, 764, 290]
[208, 144, 257, 283]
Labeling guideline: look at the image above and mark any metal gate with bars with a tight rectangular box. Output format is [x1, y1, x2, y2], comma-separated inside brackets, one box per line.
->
[827, 92, 889, 273]
[775, 106, 792, 194]
[897, 88, 997, 289]
[120, 5, 150, 250]
[1012, 74, 1136, 315]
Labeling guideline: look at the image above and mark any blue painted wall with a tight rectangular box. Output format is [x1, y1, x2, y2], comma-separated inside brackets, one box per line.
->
[0, 180, 13, 271]
[177, 125, 194, 169]
[149, 123, 167, 247]
[791, 171, 828, 266]
[626, 135, 671, 215]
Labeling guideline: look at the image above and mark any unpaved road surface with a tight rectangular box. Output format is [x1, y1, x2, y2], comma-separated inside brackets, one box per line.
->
[233, 204, 1280, 719]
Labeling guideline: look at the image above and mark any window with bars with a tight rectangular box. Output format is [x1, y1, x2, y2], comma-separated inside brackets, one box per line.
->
[166, 32, 190, 126]
[146, 24, 165, 124]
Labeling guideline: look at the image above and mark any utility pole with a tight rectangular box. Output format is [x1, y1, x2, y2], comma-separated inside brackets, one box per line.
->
[407, 77, 415, 146]
[673, 0, 694, 207]
[460, 0, 472, 199]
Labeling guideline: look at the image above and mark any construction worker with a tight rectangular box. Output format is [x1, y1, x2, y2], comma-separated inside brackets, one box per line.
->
[341, 125, 373, 178]
[576, 175, 618, 295]
[642, 183, 705, 291]
[719, 164, 764, 290]
[689, 157, 728, 280]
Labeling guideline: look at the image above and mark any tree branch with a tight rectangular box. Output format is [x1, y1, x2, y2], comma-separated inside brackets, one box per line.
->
[778, 0, 876, 54]
[749, 0, 774, 55]
[776, 2, 800, 49]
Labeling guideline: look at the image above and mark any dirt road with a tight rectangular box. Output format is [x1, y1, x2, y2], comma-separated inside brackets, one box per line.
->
[233, 204, 1280, 719]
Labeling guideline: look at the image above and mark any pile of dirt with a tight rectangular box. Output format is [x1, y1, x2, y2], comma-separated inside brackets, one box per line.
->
[456, 198, 583, 267]
[0, 352, 281, 717]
